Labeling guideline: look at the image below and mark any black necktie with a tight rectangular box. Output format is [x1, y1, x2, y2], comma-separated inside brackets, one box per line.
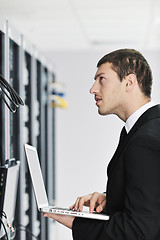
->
[107, 126, 127, 177]
[119, 126, 127, 145]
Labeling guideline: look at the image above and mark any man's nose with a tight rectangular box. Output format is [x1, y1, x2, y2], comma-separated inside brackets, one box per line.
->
[90, 81, 99, 94]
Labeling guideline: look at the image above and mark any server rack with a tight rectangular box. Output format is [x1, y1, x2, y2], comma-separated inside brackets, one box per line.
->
[7, 24, 23, 240]
[0, 19, 6, 164]
[36, 60, 48, 240]
[0, 20, 56, 240]
[0, 21, 23, 239]
[24, 49, 33, 238]
[9, 36, 21, 159]
[21, 39, 56, 240]
[22, 46, 37, 239]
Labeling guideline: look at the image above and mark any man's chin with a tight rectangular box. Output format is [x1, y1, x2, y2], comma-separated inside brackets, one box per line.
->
[98, 108, 113, 116]
[98, 109, 108, 116]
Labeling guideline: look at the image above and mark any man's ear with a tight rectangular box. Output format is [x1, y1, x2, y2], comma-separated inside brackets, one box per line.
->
[125, 74, 137, 92]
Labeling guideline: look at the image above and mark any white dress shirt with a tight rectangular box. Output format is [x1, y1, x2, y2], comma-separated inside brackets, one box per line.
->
[125, 101, 158, 133]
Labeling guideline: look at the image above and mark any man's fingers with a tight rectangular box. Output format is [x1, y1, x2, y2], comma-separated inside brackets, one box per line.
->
[70, 194, 92, 212]
[89, 192, 106, 213]
[89, 192, 100, 213]
[72, 197, 81, 211]
[70, 204, 75, 210]
[43, 212, 59, 221]
[96, 193, 106, 212]
[96, 199, 106, 213]
[77, 195, 89, 211]
[70, 192, 106, 214]
[70, 197, 79, 210]
[70, 196, 84, 211]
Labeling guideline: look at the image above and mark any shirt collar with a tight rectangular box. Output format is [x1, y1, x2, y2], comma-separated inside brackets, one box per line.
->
[125, 100, 158, 133]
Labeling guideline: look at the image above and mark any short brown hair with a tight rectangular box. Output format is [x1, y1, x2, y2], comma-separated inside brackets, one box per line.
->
[97, 49, 152, 98]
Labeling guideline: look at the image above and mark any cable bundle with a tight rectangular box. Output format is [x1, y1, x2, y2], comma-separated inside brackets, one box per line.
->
[0, 74, 24, 113]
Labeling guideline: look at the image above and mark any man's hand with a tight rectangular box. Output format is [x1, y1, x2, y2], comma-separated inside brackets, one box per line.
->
[70, 192, 106, 213]
[43, 213, 74, 229]
[42, 192, 106, 228]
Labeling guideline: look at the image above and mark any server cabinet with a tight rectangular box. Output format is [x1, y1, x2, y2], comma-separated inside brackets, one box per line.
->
[36, 60, 48, 240]
[23, 47, 42, 239]
[7, 26, 23, 240]
[22, 49, 35, 239]
[24, 51, 33, 236]
[9, 38, 21, 159]
[45, 70, 56, 240]
[0, 22, 23, 240]
[0, 22, 6, 164]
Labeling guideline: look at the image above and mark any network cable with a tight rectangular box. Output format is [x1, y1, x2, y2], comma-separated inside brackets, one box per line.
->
[0, 74, 24, 113]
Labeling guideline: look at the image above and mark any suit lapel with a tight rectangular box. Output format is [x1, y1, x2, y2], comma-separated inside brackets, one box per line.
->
[107, 104, 160, 178]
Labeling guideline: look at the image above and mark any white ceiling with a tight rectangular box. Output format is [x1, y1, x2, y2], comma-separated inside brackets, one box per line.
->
[0, 0, 160, 55]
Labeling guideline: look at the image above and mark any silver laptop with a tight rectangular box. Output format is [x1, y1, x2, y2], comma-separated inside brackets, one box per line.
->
[24, 143, 109, 221]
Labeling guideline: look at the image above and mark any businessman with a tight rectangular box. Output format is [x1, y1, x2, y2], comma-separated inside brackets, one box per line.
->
[44, 49, 160, 239]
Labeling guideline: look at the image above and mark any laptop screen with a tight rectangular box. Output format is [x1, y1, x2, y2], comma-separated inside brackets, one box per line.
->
[24, 144, 49, 209]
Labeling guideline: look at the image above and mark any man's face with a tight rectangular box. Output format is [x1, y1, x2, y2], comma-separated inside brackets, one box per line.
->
[90, 62, 126, 116]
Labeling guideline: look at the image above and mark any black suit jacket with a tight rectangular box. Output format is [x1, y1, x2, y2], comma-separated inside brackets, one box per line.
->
[72, 105, 160, 240]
